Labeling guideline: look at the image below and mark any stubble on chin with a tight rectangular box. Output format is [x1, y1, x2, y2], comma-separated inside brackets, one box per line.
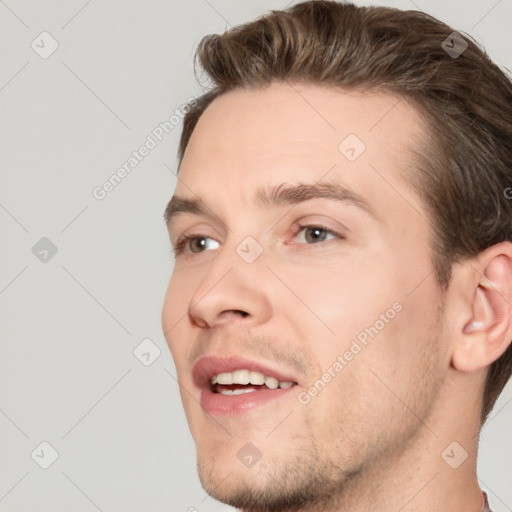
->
[196, 445, 360, 512]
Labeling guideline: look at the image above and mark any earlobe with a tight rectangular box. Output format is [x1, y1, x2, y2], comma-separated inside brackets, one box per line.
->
[452, 247, 512, 374]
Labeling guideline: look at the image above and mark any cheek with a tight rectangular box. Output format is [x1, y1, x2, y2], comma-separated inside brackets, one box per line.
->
[281, 256, 394, 347]
[162, 277, 200, 426]
[162, 272, 193, 358]
[297, 301, 442, 459]
[285, 251, 441, 390]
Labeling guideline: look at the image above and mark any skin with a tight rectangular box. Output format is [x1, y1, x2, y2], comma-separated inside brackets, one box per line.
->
[162, 83, 512, 512]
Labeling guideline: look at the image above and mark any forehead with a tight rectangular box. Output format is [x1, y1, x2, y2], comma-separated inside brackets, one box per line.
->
[176, 82, 427, 223]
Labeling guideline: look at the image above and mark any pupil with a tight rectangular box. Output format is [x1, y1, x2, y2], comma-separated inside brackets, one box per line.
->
[192, 238, 206, 252]
[307, 227, 325, 243]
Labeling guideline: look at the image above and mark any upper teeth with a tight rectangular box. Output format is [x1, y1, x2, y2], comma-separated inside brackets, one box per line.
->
[212, 369, 294, 390]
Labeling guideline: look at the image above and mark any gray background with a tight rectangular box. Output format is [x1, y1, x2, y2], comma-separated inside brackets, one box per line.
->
[1, 0, 511, 511]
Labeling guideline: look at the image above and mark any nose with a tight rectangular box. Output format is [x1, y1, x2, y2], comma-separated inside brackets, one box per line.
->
[187, 246, 272, 329]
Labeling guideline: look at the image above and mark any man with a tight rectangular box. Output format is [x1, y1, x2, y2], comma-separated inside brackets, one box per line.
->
[161, 1, 512, 511]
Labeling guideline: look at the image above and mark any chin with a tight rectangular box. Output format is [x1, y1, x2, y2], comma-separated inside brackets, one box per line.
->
[196, 445, 357, 512]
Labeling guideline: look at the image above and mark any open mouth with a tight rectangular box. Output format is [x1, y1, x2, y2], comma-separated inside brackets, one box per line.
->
[211, 369, 296, 395]
[192, 356, 300, 415]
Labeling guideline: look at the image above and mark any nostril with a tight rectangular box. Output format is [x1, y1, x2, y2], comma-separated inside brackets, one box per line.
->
[193, 318, 209, 328]
[225, 310, 249, 318]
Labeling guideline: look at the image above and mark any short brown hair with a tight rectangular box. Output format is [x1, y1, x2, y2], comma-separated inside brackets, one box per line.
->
[177, 0, 512, 423]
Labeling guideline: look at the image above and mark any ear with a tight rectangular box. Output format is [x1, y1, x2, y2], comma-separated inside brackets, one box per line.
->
[451, 242, 512, 373]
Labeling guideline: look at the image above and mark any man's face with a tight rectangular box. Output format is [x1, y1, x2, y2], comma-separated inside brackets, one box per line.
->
[162, 83, 449, 509]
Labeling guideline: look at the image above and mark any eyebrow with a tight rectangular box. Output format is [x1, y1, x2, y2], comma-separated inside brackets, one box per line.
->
[164, 181, 378, 230]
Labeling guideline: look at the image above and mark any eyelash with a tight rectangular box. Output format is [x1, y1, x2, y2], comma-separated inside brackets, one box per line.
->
[172, 234, 210, 256]
[172, 223, 343, 257]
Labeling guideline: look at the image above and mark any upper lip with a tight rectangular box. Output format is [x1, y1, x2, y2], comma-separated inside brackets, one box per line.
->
[192, 355, 299, 389]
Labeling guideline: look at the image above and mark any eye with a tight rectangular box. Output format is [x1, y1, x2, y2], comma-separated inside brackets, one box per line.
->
[173, 235, 220, 256]
[294, 224, 341, 244]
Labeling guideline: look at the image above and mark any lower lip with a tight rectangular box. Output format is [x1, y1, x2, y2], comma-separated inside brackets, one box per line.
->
[200, 386, 295, 416]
